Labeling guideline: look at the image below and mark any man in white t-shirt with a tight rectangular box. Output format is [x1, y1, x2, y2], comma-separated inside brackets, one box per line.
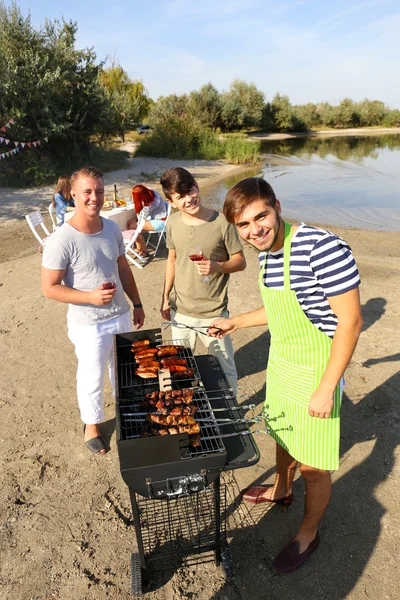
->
[42, 166, 145, 455]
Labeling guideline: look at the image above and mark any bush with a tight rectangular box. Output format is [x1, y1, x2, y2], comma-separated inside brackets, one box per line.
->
[0, 144, 129, 187]
[136, 119, 260, 165]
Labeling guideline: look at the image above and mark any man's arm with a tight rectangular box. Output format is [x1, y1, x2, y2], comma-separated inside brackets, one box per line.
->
[308, 287, 363, 419]
[208, 306, 267, 337]
[196, 250, 246, 276]
[160, 249, 176, 320]
[117, 254, 145, 329]
[41, 267, 116, 306]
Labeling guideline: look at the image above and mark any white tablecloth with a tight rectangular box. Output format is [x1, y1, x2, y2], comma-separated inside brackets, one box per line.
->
[65, 207, 136, 230]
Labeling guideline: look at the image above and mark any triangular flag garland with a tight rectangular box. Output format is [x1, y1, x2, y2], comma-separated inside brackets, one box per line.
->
[0, 119, 49, 159]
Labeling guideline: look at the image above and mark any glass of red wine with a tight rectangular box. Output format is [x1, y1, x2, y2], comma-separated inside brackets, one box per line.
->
[102, 274, 117, 303]
[188, 244, 211, 283]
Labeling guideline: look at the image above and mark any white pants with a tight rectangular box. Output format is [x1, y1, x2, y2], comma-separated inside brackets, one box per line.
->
[170, 311, 237, 392]
[67, 311, 132, 424]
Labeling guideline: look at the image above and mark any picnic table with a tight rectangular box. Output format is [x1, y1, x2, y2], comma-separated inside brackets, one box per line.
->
[65, 205, 136, 230]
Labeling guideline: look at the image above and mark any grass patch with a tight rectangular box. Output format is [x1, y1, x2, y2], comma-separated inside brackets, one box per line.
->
[136, 121, 260, 165]
[0, 144, 130, 187]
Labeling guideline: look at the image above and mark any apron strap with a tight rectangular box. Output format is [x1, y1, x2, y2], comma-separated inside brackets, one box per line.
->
[283, 221, 292, 291]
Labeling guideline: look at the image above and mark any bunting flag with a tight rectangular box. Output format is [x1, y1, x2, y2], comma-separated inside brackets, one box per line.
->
[0, 119, 49, 151]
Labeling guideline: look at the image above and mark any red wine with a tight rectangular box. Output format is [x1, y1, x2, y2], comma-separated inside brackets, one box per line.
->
[189, 254, 203, 262]
[102, 282, 116, 290]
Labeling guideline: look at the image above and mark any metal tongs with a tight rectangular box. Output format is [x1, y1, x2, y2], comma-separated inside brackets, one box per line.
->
[161, 321, 222, 337]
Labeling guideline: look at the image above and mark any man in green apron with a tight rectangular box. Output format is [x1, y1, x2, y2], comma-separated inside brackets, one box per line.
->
[209, 177, 363, 573]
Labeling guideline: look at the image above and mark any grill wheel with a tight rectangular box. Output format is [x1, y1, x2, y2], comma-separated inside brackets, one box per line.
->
[221, 544, 234, 580]
[130, 553, 142, 597]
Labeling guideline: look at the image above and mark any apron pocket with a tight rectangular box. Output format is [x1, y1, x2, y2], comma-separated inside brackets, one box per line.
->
[267, 354, 315, 408]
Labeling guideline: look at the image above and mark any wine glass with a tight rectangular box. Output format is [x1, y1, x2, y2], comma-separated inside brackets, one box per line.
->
[102, 273, 117, 292]
[188, 244, 211, 283]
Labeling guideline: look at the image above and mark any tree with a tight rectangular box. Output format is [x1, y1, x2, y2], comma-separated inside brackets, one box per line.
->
[357, 99, 385, 127]
[271, 93, 294, 132]
[219, 80, 264, 131]
[336, 98, 359, 128]
[148, 94, 190, 128]
[317, 103, 338, 128]
[100, 64, 150, 141]
[0, 1, 108, 150]
[188, 83, 221, 130]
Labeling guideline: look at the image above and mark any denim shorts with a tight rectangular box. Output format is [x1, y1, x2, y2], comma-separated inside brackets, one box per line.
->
[148, 218, 166, 232]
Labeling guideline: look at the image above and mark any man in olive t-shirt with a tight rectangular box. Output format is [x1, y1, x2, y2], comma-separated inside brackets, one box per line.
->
[160, 167, 246, 390]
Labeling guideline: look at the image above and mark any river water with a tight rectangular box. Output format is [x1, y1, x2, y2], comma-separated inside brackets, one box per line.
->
[204, 134, 400, 231]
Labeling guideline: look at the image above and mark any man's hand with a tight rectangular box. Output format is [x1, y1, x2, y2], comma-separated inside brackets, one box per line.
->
[160, 298, 171, 321]
[133, 307, 145, 329]
[308, 388, 334, 419]
[207, 317, 237, 338]
[89, 285, 116, 306]
[196, 255, 216, 276]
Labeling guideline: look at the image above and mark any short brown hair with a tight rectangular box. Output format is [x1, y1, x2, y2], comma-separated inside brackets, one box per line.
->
[70, 166, 104, 188]
[160, 167, 196, 201]
[223, 177, 277, 224]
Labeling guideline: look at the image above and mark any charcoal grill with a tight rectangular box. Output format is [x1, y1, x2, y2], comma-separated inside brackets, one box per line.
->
[114, 328, 260, 597]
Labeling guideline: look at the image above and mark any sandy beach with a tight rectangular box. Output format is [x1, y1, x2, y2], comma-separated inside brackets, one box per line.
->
[0, 157, 399, 599]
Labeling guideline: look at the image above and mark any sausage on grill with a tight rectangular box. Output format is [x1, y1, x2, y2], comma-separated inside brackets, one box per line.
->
[131, 339, 150, 349]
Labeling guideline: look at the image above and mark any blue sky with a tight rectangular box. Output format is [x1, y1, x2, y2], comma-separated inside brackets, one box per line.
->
[9, 0, 400, 107]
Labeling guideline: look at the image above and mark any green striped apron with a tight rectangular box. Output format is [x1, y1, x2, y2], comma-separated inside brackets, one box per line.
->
[259, 221, 341, 470]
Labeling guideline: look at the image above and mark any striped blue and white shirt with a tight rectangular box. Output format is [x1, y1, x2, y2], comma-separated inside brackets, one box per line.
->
[259, 223, 360, 338]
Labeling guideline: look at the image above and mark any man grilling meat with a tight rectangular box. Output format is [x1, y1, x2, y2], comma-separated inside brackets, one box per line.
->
[209, 177, 363, 574]
[41, 166, 145, 455]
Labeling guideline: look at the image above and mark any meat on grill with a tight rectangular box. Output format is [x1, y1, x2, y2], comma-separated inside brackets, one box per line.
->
[160, 358, 187, 367]
[146, 414, 197, 427]
[131, 339, 150, 349]
[132, 348, 159, 358]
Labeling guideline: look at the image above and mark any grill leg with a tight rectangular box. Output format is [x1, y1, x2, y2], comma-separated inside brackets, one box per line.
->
[129, 489, 147, 570]
[214, 476, 222, 567]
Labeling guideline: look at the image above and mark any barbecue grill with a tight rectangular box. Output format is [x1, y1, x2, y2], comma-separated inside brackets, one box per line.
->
[114, 328, 260, 597]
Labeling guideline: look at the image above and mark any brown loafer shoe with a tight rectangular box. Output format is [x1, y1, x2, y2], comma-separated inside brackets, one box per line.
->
[241, 485, 293, 506]
[272, 532, 320, 574]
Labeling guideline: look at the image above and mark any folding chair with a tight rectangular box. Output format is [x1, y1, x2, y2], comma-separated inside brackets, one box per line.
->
[25, 211, 52, 247]
[144, 203, 171, 257]
[48, 203, 57, 231]
[122, 206, 150, 269]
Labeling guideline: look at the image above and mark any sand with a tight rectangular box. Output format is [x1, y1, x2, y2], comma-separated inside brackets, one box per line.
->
[0, 157, 399, 599]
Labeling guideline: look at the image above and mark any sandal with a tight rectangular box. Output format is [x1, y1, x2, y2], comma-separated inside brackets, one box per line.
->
[83, 425, 107, 455]
[241, 485, 293, 506]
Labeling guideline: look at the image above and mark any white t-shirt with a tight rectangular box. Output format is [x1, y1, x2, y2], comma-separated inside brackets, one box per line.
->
[42, 219, 130, 325]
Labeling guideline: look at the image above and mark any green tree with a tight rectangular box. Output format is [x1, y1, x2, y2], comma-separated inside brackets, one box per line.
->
[219, 80, 264, 131]
[336, 98, 359, 128]
[188, 83, 221, 130]
[0, 1, 108, 150]
[356, 99, 386, 127]
[271, 93, 294, 132]
[148, 94, 190, 128]
[316, 103, 338, 128]
[383, 109, 400, 127]
[100, 64, 150, 141]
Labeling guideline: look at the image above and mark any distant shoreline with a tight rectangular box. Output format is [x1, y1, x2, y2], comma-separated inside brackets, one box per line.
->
[249, 127, 400, 141]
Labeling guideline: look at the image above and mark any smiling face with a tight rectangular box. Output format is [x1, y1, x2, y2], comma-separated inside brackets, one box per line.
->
[234, 199, 283, 252]
[70, 176, 105, 218]
[168, 185, 201, 216]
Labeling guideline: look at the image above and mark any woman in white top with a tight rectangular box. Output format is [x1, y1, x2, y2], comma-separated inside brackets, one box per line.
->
[127, 184, 169, 256]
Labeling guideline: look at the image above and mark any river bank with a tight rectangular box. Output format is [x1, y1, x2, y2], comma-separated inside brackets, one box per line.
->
[249, 127, 400, 141]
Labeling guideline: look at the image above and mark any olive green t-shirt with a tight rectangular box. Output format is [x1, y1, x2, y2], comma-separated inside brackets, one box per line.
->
[166, 210, 243, 318]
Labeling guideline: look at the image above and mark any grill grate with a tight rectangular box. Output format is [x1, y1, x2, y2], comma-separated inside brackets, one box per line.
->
[135, 484, 227, 560]
[118, 339, 200, 390]
[119, 387, 225, 456]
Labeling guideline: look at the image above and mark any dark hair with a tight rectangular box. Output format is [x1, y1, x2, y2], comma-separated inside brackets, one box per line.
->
[223, 177, 277, 224]
[70, 166, 104, 188]
[160, 167, 196, 201]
